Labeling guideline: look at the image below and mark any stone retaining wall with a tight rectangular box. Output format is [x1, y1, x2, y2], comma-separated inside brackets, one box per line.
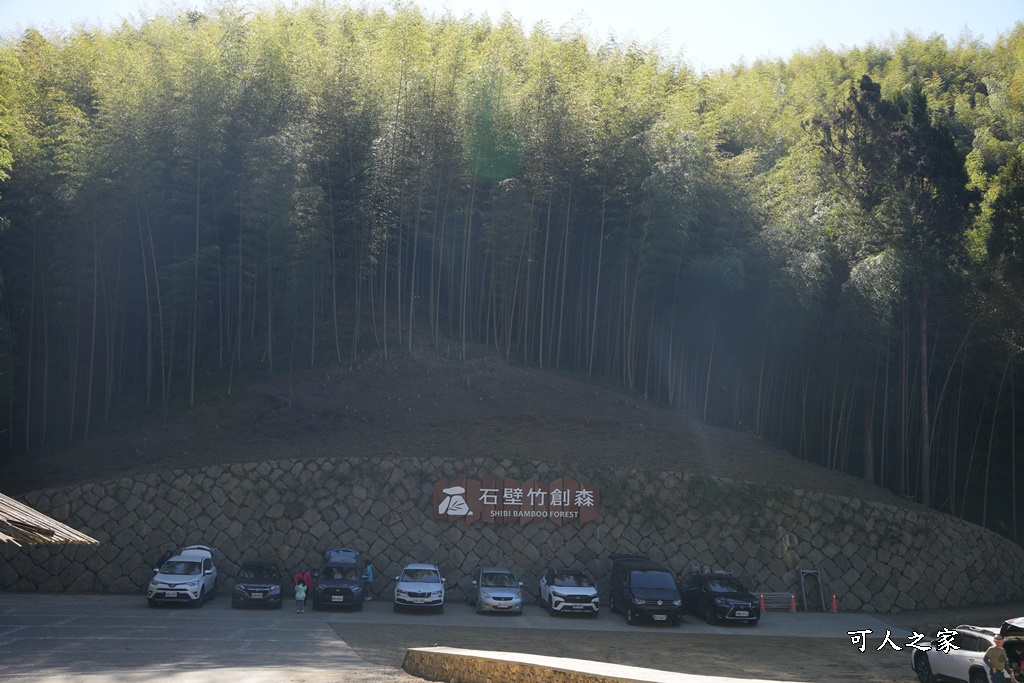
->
[2, 456, 1023, 613]
[402, 647, 690, 683]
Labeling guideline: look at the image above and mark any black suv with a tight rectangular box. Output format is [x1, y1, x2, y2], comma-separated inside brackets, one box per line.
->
[677, 566, 760, 625]
[311, 547, 365, 610]
[607, 554, 683, 626]
[231, 559, 285, 609]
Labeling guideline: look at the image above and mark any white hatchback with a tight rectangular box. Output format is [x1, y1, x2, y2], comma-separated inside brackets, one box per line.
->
[147, 545, 218, 608]
[393, 563, 445, 613]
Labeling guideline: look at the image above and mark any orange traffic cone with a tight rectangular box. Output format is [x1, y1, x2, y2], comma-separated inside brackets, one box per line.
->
[830, 594, 838, 612]
[789, 594, 797, 612]
[759, 594, 766, 612]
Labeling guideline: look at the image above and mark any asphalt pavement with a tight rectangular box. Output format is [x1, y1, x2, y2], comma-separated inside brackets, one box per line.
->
[0, 593, 917, 682]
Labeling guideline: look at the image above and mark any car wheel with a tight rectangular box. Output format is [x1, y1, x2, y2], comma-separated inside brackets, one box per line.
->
[547, 598, 556, 615]
[475, 600, 484, 615]
[193, 588, 205, 608]
[609, 599, 619, 614]
[704, 604, 716, 625]
[914, 656, 936, 683]
[969, 669, 987, 683]
[626, 606, 638, 625]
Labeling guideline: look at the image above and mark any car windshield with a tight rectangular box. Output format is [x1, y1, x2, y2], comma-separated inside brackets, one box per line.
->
[554, 572, 593, 587]
[238, 565, 277, 580]
[162, 560, 202, 576]
[481, 572, 516, 587]
[631, 570, 676, 589]
[707, 578, 747, 593]
[323, 566, 360, 580]
[401, 568, 440, 583]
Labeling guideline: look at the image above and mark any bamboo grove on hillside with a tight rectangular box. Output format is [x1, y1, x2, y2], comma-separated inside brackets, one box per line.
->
[0, 5, 1023, 539]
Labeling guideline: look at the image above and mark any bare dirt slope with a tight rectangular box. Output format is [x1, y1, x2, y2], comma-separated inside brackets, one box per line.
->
[0, 355, 905, 506]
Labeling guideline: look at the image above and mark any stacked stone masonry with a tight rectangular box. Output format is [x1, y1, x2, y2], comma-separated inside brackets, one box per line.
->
[402, 648, 675, 683]
[2, 455, 1023, 613]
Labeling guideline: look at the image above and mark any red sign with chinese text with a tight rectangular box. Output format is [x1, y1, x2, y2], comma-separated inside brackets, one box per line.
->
[433, 476, 600, 526]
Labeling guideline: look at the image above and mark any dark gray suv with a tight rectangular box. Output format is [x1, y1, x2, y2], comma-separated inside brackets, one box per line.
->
[311, 547, 365, 610]
[607, 554, 683, 626]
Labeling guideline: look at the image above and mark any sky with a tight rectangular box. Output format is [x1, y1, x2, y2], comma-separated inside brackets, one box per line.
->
[0, 0, 1021, 73]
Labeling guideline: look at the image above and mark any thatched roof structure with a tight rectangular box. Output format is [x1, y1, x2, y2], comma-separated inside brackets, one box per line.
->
[0, 492, 99, 546]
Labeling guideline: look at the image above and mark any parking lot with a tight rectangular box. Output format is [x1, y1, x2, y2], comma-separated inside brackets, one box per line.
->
[0, 592, 920, 683]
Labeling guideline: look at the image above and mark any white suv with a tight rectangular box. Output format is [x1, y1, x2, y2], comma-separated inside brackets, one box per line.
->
[393, 563, 445, 613]
[148, 545, 218, 608]
[539, 567, 600, 615]
[912, 619, 1024, 683]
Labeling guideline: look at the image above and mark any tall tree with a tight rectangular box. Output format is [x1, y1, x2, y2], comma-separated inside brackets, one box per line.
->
[815, 75, 975, 505]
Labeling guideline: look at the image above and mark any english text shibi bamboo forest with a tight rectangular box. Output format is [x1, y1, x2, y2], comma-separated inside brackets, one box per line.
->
[1, 5, 1022, 540]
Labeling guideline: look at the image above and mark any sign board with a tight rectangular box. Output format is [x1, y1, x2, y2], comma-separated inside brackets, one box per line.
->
[433, 476, 600, 526]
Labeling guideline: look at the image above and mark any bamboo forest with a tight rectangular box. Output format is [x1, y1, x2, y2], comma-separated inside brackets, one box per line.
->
[1, 4, 1023, 540]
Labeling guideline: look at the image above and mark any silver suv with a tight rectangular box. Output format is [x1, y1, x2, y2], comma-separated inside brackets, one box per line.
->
[912, 619, 1024, 683]
[148, 545, 219, 608]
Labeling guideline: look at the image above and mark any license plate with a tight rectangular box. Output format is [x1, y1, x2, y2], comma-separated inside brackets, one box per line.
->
[572, 605, 585, 610]
[653, 614, 667, 621]
[410, 597, 425, 603]
[331, 596, 346, 602]
[251, 593, 263, 599]
[164, 591, 177, 598]
[735, 610, 749, 617]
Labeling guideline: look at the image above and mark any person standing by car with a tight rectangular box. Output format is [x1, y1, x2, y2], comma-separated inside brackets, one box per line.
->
[294, 566, 312, 607]
[294, 581, 307, 613]
[362, 560, 375, 601]
[154, 549, 173, 570]
[986, 635, 1016, 683]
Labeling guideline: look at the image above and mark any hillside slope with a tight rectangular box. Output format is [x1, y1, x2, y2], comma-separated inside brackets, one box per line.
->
[0, 355, 908, 508]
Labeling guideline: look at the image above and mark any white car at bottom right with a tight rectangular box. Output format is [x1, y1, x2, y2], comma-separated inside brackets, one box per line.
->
[911, 618, 1024, 683]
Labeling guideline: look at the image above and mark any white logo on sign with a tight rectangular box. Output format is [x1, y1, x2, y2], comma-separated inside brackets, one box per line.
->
[438, 486, 473, 516]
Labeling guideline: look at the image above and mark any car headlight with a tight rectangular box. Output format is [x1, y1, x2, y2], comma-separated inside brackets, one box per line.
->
[551, 591, 565, 599]
[396, 589, 408, 597]
[632, 597, 645, 605]
[480, 591, 492, 599]
[673, 599, 682, 606]
[149, 580, 159, 587]
[714, 598, 728, 607]
[431, 590, 443, 598]
[187, 580, 200, 588]
[513, 591, 522, 600]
